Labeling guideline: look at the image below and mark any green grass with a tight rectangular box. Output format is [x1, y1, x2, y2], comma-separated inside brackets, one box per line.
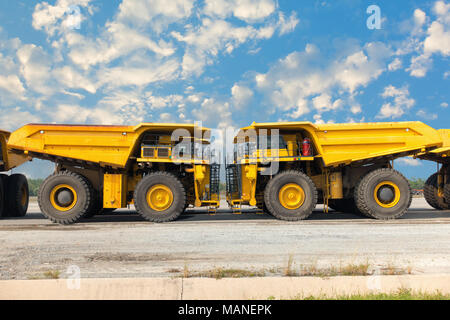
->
[180, 266, 266, 279]
[297, 289, 450, 300]
[297, 262, 371, 277]
[173, 259, 411, 279]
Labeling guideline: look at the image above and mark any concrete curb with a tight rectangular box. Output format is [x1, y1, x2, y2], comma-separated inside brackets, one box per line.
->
[1, 275, 449, 300]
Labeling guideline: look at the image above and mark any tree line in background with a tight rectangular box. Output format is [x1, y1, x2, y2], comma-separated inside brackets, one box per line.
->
[28, 179, 44, 197]
[26, 178, 426, 197]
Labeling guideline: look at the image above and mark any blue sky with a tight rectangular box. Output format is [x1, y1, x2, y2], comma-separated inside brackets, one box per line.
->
[0, 0, 449, 179]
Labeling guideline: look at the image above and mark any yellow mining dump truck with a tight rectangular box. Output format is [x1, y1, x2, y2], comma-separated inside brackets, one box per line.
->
[0, 130, 30, 218]
[418, 129, 450, 210]
[226, 121, 445, 220]
[6, 123, 220, 224]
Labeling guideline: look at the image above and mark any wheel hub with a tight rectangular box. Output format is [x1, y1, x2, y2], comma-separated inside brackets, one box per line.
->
[57, 190, 74, 206]
[378, 187, 395, 203]
[279, 183, 305, 210]
[147, 184, 174, 211]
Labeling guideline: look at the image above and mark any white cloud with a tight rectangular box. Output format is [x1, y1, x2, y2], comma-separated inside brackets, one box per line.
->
[51, 104, 124, 124]
[171, 4, 298, 77]
[441, 102, 448, 108]
[0, 107, 41, 131]
[377, 85, 415, 119]
[97, 59, 179, 87]
[159, 113, 175, 122]
[277, 12, 300, 35]
[424, 21, 450, 56]
[17, 44, 54, 95]
[424, 1, 450, 54]
[407, 53, 432, 77]
[416, 109, 438, 120]
[231, 84, 253, 108]
[191, 98, 232, 128]
[0, 75, 25, 96]
[414, 9, 427, 28]
[53, 66, 97, 93]
[117, 0, 194, 32]
[147, 94, 184, 109]
[172, 17, 282, 77]
[67, 22, 176, 70]
[32, 0, 93, 36]
[388, 57, 402, 71]
[204, 0, 276, 23]
[253, 42, 392, 119]
[406, 1, 450, 77]
[397, 158, 422, 166]
[312, 93, 342, 112]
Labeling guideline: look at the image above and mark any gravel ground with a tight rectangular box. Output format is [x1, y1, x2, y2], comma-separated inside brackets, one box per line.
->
[0, 198, 449, 280]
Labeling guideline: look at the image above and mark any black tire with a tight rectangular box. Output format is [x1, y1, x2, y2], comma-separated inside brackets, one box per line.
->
[134, 172, 186, 223]
[264, 170, 317, 221]
[83, 197, 101, 218]
[38, 171, 93, 224]
[355, 168, 412, 220]
[424, 173, 448, 210]
[0, 175, 5, 218]
[5, 174, 29, 217]
[83, 187, 102, 218]
[445, 184, 450, 209]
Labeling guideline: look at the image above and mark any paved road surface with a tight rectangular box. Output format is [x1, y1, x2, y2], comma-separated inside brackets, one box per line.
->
[0, 198, 449, 280]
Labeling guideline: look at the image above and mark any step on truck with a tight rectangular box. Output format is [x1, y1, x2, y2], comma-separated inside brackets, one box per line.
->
[418, 129, 450, 210]
[226, 121, 446, 220]
[0, 130, 30, 218]
[6, 123, 220, 224]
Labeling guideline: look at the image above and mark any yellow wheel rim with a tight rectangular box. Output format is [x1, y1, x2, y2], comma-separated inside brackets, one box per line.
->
[374, 181, 401, 208]
[50, 184, 78, 212]
[146, 184, 174, 211]
[279, 183, 305, 210]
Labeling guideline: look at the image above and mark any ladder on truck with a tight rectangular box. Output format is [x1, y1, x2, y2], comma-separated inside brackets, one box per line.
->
[208, 163, 220, 214]
[226, 164, 242, 214]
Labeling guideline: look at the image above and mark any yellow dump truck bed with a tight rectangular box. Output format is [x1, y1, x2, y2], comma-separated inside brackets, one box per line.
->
[7, 123, 210, 169]
[240, 121, 444, 167]
[0, 130, 29, 171]
[418, 129, 450, 163]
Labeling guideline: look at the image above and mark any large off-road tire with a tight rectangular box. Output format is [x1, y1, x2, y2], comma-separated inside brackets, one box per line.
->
[328, 198, 369, 217]
[264, 170, 317, 221]
[355, 168, 412, 220]
[83, 187, 102, 218]
[445, 184, 450, 209]
[0, 175, 5, 218]
[134, 172, 186, 223]
[5, 174, 29, 217]
[424, 173, 448, 210]
[38, 171, 93, 224]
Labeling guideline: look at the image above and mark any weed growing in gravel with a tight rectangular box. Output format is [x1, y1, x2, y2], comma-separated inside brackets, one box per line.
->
[293, 288, 450, 300]
[284, 254, 297, 277]
[170, 258, 410, 279]
[28, 270, 61, 280]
